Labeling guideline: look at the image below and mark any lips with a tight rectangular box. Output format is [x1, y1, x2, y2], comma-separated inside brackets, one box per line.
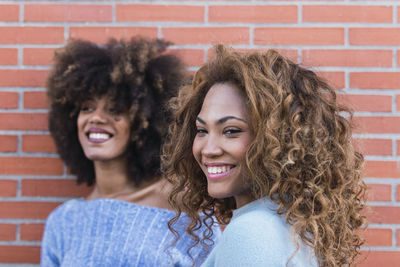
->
[86, 128, 113, 143]
[205, 163, 235, 180]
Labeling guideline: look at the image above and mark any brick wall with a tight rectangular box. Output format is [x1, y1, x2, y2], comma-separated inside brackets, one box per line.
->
[0, 1, 398, 266]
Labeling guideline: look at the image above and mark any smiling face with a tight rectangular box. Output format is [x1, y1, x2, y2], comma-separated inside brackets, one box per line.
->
[192, 82, 254, 208]
[77, 96, 131, 163]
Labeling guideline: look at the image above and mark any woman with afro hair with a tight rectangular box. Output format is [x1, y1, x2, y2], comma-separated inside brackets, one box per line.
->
[163, 45, 366, 267]
[41, 37, 220, 266]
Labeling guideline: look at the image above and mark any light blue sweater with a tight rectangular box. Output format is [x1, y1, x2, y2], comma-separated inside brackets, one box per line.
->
[201, 197, 318, 267]
[41, 198, 220, 267]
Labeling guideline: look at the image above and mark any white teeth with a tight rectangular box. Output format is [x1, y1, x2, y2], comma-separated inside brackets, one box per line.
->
[89, 133, 110, 140]
[207, 165, 232, 174]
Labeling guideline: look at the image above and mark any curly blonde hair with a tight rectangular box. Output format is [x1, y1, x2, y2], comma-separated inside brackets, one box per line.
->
[163, 45, 366, 266]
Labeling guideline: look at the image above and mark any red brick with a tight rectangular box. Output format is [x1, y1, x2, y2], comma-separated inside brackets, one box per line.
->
[397, 229, 400, 246]
[396, 7, 400, 22]
[396, 95, 400, 112]
[0, 48, 18, 65]
[397, 185, 400, 201]
[0, 69, 48, 87]
[303, 50, 392, 67]
[353, 138, 392, 156]
[22, 135, 56, 153]
[350, 28, 400, 45]
[23, 91, 48, 109]
[0, 245, 40, 263]
[398, 50, 400, 67]
[117, 5, 204, 22]
[0, 157, 63, 175]
[0, 180, 17, 197]
[396, 140, 400, 156]
[20, 224, 44, 241]
[365, 184, 392, 202]
[0, 202, 60, 219]
[354, 117, 400, 134]
[367, 206, 400, 224]
[0, 135, 17, 152]
[0, 113, 48, 131]
[0, 5, 19, 22]
[351, 72, 400, 90]
[169, 49, 204, 67]
[303, 5, 392, 23]
[317, 71, 345, 89]
[358, 251, 400, 267]
[69, 27, 158, 44]
[338, 94, 392, 113]
[361, 228, 392, 246]
[254, 28, 344, 45]
[0, 27, 64, 44]
[209, 5, 297, 23]
[22, 179, 92, 197]
[0, 92, 18, 109]
[23, 48, 55, 66]
[163, 27, 249, 45]
[364, 161, 400, 178]
[24, 4, 112, 22]
[0, 224, 16, 241]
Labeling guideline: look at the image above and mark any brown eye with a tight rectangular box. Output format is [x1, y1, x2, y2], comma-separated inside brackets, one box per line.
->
[224, 128, 242, 135]
[80, 105, 94, 112]
[108, 108, 118, 114]
[195, 127, 207, 136]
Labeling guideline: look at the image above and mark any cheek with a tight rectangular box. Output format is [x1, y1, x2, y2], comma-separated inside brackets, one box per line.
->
[117, 119, 131, 142]
[76, 115, 85, 139]
[76, 114, 83, 130]
[120, 128, 131, 148]
[233, 138, 253, 160]
[192, 137, 202, 163]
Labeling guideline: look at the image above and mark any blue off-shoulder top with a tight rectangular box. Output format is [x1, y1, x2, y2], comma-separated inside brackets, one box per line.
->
[41, 198, 220, 267]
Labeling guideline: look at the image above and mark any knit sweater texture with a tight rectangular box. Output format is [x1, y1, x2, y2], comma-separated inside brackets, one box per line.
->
[41, 198, 220, 267]
[201, 197, 318, 267]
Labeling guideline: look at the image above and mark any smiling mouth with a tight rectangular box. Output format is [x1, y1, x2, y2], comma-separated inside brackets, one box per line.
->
[206, 165, 235, 179]
[86, 128, 113, 143]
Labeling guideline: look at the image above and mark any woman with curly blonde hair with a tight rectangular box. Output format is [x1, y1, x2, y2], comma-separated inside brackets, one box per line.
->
[163, 45, 366, 266]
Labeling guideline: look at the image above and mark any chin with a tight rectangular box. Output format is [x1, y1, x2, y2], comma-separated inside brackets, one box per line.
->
[86, 156, 105, 162]
[84, 153, 108, 161]
[207, 188, 232, 199]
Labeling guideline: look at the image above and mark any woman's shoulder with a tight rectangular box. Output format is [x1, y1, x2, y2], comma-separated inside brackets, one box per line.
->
[45, 198, 173, 228]
[214, 198, 317, 267]
[227, 198, 288, 235]
[218, 199, 287, 255]
[45, 198, 84, 224]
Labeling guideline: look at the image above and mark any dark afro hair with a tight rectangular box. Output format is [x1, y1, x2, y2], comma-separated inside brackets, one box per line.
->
[47, 37, 188, 186]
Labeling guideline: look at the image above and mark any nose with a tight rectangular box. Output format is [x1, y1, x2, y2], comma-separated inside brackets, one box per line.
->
[201, 135, 223, 158]
[88, 107, 108, 124]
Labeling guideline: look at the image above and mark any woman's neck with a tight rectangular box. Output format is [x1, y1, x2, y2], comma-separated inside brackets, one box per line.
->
[87, 158, 133, 199]
[85, 159, 173, 210]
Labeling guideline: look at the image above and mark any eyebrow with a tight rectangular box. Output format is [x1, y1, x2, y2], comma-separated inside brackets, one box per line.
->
[196, 116, 247, 125]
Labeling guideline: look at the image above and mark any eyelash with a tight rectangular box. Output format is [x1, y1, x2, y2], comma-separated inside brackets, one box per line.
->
[195, 128, 207, 134]
[195, 127, 242, 136]
[224, 128, 242, 135]
[80, 105, 94, 112]
[80, 105, 120, 115]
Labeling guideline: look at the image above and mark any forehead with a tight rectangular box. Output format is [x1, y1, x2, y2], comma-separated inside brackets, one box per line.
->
[81, 95, 115, 105]
[198, 82, 248, 120]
